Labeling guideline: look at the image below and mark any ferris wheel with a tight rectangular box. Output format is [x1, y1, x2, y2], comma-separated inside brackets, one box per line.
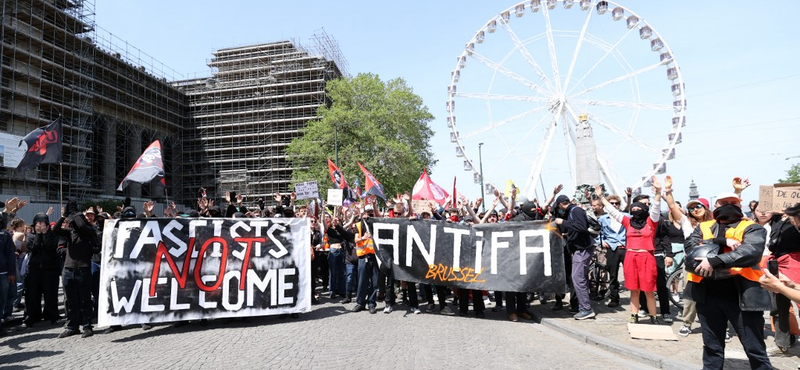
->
[447, 0, 686, 201]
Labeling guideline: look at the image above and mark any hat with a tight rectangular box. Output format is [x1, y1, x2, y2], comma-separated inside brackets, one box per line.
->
[785, 203, 800, 216]
[84, 207, 96, 215]
[555, 195, 570, 205]
[686, 198, 710, 209]
[714, 192, 741, 206]
[364, 204, 374, 211]
[32, 213, 49, 225]
[489, 209, 498, 216]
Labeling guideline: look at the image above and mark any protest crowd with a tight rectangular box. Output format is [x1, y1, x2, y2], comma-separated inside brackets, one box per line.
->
[1, 163, 800, 370]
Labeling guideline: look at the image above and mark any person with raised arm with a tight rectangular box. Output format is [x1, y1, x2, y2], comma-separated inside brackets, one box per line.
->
[595, 176, 662, 324]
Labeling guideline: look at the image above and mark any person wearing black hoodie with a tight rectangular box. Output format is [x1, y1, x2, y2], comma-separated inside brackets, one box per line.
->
[23, 213, 61, 327]
[54, 199, 98, 338]
[553, 194, 596, 320]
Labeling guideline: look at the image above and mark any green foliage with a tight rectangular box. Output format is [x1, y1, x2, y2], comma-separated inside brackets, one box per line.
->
[286, 73, 435, 199]
[81, 199, 124, 214]
[779, 163, 800, 183]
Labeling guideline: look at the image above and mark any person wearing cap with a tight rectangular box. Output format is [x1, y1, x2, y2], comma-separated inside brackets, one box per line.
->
[554, 191, 596, 320]
[684, 192, 771, 369]
[23, 213, 61, 328]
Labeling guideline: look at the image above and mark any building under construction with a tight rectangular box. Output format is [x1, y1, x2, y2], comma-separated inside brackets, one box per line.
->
[0, 0, 347, 212]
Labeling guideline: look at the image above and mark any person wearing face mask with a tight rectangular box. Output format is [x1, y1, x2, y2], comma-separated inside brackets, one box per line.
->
[684, 192, 771, 370]
[23, 213, 61, 328]
[595, 178, 662, 325]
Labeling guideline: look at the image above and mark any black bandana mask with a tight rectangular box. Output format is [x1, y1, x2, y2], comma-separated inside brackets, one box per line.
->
[630, 202, 649, 230]
[713, 204, 743, 224]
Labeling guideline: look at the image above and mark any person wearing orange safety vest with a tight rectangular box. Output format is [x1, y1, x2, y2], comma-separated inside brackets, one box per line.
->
[336, 205, 380, 314]
[684, 192, 771, 370]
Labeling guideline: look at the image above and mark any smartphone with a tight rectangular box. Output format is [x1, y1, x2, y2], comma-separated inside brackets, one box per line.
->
[768, 260, 779, 275]
[230, 191, 237, 201]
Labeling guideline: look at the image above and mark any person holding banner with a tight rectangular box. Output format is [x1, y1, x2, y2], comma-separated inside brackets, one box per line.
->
[54, 200, 96, 338]
[554, 193, 596, 321]
[22, 213, 61, 328]
[337, 206, 379, 314]
[323, 214, 347, 300]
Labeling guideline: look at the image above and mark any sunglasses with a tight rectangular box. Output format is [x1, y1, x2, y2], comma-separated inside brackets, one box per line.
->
[689, 204, 704, 211]
[609, 202, 620, 205]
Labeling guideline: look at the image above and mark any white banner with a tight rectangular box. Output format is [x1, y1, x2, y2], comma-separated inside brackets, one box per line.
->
[97, 217, 311, 326]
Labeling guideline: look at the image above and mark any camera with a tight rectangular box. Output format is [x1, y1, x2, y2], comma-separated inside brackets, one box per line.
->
[281, 195, 290, 207]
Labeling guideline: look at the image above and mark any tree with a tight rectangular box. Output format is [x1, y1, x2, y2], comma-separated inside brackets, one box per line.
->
[779, 163, 800, 183]
[286, 73, 435, 200]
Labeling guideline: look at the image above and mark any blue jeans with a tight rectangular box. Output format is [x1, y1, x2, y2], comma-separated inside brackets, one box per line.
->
[3, 276, 15, 318]
[91, 261, 101, 317]
[356, 255, 379, 308]
[328, 248, 346, 295]
[63, 267, 93, 330]
[344, 262, 357, 296]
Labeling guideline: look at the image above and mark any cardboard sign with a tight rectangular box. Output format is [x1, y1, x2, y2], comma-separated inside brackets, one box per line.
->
[628, 323, 678, 341]
[411, 200, 433, 215]
[759, 183, 800, 212]
[294, 181, 319, 200]
[327, 188, 343, 206]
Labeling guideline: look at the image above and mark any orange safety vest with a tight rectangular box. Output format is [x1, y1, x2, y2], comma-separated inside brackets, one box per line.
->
[687, 220, 762, 283]
[355, 222, 375, 257]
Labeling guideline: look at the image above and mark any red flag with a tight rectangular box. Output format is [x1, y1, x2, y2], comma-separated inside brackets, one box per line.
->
[16, 118, 62, 170]
[452, 176, 457, 209]
[118, 140, 166, 192]
[358, 162, 386, 201]
[327, 158, 348, 189]
[412, 168, 449, 206]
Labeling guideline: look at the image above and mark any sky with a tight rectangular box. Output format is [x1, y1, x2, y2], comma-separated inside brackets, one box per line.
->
[93, 1, 800, 208]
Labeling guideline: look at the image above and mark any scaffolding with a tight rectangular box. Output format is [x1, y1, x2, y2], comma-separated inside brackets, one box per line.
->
[0, 1, 347, 208]
[0, 0, 185, 203]
[176, 30, 346, 206]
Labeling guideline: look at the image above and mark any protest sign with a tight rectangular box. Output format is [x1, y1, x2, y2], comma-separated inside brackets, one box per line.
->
[411, 200, 433, 215]
[366, 218, 567, 293]
[294, 181, 319, 200]
[758, 183, 800, 212]
[97, 218, 311, 326]
[327, 188, 343, 206]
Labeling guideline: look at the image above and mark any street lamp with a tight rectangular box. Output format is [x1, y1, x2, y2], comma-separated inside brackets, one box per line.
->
[478, 142, 485, 212]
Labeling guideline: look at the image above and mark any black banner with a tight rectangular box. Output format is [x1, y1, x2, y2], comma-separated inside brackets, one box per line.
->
[97, 218, 311, 326]
[366, 218, 567, 293]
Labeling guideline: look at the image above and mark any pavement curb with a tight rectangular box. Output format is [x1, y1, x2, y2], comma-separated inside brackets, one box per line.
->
[535, 315, 697, 370]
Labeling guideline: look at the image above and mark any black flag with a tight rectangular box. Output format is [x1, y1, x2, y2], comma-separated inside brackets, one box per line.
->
[16, 118, 62, 170]
[118, 140, 166, 192]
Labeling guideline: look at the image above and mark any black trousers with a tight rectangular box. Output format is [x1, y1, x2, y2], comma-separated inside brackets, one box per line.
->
[606, 247, 626, 302]
[494, 291, 504, 306]
[24, 268, 60, 324]
[404, 282, 419, 308]
[63, 267, 93, 330]
[639, 255, 670, 314]
[697, 295, 771, 370]
[555, 247, 578, 309]
[773, 292, 793, 348]
[458, 289, 485, 314]
[505, 292, 527, 315]
[423, 285, 448, 309]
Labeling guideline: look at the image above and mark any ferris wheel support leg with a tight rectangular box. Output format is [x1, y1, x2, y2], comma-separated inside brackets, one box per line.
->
[523, 105, 562, 201]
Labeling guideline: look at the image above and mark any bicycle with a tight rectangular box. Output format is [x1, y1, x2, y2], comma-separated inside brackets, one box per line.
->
[665, 253, 686, 312]
[588, 246, 610, 301]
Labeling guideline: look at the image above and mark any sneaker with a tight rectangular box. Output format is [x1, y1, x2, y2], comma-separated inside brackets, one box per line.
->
[638, 311, 649, 318]
[338, 298, 351, 304]
[661, 314, 673, 324]
[425, 303, 436, 313]
[607, 301, 619, 308]
[671, 293, 680, 302]
[58, 328, 79, 338]
[141, 324, 152, 330]
[103, 326, 117, 334]
[649, 315, 661, 325]
[440, 306, 456, 316]
[491, 305, 505, 312]
[369, 306, 377, 314]
[509, 313, 519, 322]
[411, 308, 421, 315]
[574, 310, 596, 320]
[81, 328, 94, 338]
[383, 304, 393, 314]
[630, 314, 639, 324]
[518, 312, 532, 320]
[352, 304, 364, 313]
[725, 330, 732, 343]
[678, 324, 691, 337]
